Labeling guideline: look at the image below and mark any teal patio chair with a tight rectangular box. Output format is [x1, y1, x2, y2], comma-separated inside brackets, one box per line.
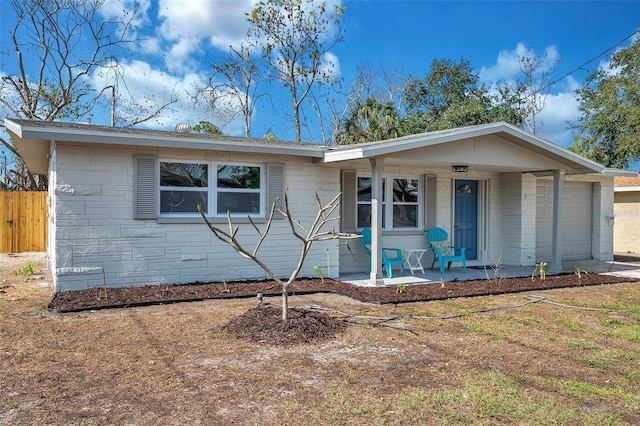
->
[426, 227, 467, 274]
[361, 227, 406, 278]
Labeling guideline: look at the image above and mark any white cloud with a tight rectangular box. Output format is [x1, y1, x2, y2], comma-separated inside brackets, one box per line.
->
[480, 48, 521, 82]
[480, 42, 561, 83]
[98, 0, 152, 40]
[156, 0, 257, 69]
[480, 42, 581, 146]
[90, 60, 198, 128]
[320, 52, 341, 78]
[90, 59, 251, 135]
[536, 91, 579, 146]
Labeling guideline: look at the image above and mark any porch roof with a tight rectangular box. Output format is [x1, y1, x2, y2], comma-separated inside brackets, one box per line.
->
[322, 122, 616, 176]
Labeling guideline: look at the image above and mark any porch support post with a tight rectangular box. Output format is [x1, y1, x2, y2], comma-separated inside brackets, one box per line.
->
[549, 169, 565, 273]
[369, 157, 385, 283]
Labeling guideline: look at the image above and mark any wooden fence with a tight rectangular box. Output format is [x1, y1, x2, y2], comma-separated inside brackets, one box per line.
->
[0, 191, 48, 253]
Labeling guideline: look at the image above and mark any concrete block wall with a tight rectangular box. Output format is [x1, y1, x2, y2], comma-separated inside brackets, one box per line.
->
[500, 173, 537, 266]
[592, 177, 615, 261]
[485, 176, 504, 265]
[52, 143, 341, 292]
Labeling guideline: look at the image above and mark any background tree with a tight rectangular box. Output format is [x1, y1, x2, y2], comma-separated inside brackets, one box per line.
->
[193, 121, 225, 135]
[336, 59, 523, 144]
[247, 0, 345, 142]
[403, 58, 520, 133]
[569, 39, 640, 169]
[335, 97, 402, 144]
[514, 46, 560, 135]
[0, 0, 176, 190]
[201, 44, 264, 138]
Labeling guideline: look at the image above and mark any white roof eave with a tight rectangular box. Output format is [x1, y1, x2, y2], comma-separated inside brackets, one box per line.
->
[4, 118, 326, 175]
[322, 122, 607, 175]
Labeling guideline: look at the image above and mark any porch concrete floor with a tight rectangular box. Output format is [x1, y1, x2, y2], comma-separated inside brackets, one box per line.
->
[339, 259, 640, 287]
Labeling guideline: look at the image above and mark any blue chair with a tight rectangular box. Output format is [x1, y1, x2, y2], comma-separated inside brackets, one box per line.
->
[426, 227, 467, 274]
[361, 227, 406, 278]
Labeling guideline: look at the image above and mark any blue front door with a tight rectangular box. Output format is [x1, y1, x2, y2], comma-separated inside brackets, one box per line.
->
[454, 180, 477, 260]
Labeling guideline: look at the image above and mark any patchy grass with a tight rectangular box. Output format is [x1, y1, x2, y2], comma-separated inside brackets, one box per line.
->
[1, 253, 640, 425]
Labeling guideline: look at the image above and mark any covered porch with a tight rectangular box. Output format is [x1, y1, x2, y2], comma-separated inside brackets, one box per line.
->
[339, 258, 640, 287]
[324, 123, 633, 286]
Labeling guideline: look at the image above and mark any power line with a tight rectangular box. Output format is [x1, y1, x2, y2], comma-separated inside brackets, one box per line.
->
[534, 28, 640, 96]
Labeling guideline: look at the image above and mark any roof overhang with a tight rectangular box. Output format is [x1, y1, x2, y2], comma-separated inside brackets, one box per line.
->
[322, 122, 612, 176]
[7, 119, 632, 178]
[5, 118, 325, 175]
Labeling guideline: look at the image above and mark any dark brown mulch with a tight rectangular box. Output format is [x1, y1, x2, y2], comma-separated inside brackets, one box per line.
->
[45, 273, 638, 346]
[48, 272, 636, 313]
[222, 306, 349, 346]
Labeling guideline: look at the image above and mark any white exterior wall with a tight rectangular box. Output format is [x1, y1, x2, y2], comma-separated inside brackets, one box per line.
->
[592, 177, 615, 261]
[52, 143, 341, 292]
[485, 176, 504, 265]
[47, 142, 57, 287]
[500, 173, 537, 266]
[337, 165, 510, 272]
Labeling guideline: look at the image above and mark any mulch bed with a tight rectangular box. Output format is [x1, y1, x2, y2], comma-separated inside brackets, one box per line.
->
[222, 306, 349, 346]
[48, 272, 637, 313]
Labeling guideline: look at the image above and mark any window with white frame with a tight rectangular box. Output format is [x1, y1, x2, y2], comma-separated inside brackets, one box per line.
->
[216, 164, 262, 215]
[159, 161, 264, 217]
[357, 175, 420, 229]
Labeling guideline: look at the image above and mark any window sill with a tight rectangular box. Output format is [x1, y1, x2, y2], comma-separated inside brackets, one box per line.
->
[157, 217, 267, 225]
[356, 228, 425, 236]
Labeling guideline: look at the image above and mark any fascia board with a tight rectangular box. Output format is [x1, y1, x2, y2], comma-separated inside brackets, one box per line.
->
[615, 186, 640, 192]
[322, 126, 490, 163]
[6, 119, 324, 158]
[601, 168, 639, 177]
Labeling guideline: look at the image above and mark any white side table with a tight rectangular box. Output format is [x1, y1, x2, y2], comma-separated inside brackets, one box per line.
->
[402, 249, 429, 275]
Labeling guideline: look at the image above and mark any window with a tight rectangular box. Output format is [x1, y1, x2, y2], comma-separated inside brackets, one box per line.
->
[159, 160, 264, 217]
[357, 177, 384, 228]
[392, 178, 419, 228]
[216, 165, 262, 215]
[357, 175, 420, 229]
[160, 162, 208, 214]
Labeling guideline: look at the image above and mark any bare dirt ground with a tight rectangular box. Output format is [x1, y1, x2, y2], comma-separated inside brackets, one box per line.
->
[2, 252, 640, 425]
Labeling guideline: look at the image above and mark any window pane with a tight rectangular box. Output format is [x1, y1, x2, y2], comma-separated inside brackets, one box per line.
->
[393, 178, 418, 202]
[357, 177, 371, 202]
[217, 193, 261, 214]
[217, 165, 260, 189]
[160, 163, 208, 187]
[357, 177, 387, 201]
[160, 191, 208, 213]
[357, 204, 371, 228]
[393, 205, 417, 228]
[357, 205, 387, 229]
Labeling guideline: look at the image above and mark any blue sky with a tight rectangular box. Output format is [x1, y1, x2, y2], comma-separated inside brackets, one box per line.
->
[1, 0, 639, 151]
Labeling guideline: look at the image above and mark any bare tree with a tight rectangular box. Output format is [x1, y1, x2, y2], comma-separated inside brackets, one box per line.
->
[97, 63, 179, 128]
[198, 190, 358, 321]
[247, 0, 345, 142]
[0, 0, 177, 189]
[516, 46, 560, 135]
[199, 43, 265, 138]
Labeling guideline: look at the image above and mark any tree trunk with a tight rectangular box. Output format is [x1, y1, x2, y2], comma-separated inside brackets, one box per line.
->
[293, 101, 301, 142]
[281, 287, 289, 321]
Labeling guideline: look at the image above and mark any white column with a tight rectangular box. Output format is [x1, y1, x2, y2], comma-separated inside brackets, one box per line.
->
[549, 170, 565, 273]
[369, 157, 385, 283]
